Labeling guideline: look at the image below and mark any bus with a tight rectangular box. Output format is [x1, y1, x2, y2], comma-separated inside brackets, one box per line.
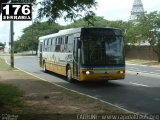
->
[38, 27, 125, 82]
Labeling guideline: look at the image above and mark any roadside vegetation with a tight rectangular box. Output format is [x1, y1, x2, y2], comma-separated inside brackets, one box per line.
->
[0, 58, 11, 71]
[0, 42, 5, 51]
[0, 83, 23, 113]
[0, 58, 24, 113]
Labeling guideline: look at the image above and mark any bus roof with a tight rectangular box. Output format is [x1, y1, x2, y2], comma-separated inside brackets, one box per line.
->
[38, 27, 122, 41]
[39, 28, 82, 40]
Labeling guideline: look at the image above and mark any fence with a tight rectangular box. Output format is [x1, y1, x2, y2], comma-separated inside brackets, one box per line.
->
[125, 45, 158, 61]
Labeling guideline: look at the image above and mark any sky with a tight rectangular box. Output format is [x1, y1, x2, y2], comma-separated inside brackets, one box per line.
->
[0, 0, 160, 46]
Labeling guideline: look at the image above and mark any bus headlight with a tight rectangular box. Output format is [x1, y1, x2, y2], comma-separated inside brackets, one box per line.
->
[118, 71, 124, 74]
[86, 71, 90, 75]
[82, 71, 94, 75]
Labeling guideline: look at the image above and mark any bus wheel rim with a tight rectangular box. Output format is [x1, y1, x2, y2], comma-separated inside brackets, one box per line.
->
[67, 69, 71, 80]
[43, 63, 46, 71]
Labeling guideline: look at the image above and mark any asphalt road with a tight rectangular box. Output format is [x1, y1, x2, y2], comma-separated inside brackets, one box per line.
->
[127, 64, 160, 75]
[5, 56, 160, 114]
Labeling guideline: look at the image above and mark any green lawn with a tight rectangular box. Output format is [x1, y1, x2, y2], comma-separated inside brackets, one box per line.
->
[0, 58, 24, 113]
[0, 58, 12, 71]
[0, 83, 24, 113]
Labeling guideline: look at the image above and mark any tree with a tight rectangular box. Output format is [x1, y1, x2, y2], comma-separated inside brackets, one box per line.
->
[124, 22, 143, 44]
[15, 21, 62, 54]
[0, 42, 5, 51]
[137, 11, 160, 62]
[66, 16, 109, 28]
[1, 0, 97, 22]
[37, 0, 97, 22]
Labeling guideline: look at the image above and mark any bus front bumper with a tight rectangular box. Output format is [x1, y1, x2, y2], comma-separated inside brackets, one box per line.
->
[79, 69, 125, 81]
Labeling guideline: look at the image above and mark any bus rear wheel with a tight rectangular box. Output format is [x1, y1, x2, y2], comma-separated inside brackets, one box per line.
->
[66, 67, 73, 83]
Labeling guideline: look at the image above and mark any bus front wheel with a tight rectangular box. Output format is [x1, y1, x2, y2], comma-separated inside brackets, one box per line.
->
[43, 62, 47, 72]
[66, 67, 73, 83]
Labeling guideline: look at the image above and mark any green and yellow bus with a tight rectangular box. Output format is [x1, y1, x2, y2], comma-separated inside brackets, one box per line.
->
[38, 27, 125, 82]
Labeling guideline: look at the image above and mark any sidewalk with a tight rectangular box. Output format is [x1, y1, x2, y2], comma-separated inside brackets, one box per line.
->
[0, 51, 36, 56]
[0, 58, 128, 120]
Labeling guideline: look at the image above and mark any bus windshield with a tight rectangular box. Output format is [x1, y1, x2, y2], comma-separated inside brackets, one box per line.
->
[81, 28, 124, 66]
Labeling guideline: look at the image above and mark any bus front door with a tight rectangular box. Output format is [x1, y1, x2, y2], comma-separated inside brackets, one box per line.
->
[73, 38, 80, 80]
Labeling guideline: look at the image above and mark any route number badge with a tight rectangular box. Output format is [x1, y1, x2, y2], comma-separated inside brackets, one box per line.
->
[2, 3, 32, 21]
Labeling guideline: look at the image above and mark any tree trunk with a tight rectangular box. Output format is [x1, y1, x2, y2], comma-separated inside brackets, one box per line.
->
[36, 50, 37, 55]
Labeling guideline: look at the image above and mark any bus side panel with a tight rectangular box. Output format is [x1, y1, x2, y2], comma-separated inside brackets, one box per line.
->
[43, 52, 72, 76]
[46, 61, 66, 76]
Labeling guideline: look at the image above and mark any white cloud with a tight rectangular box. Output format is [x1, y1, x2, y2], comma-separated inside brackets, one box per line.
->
[95, 0, 160, 21]
[0, 19, 10, 44]
[144, 0, 160, 12]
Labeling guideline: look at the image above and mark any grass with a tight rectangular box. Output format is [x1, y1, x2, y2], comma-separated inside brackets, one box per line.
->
[0, 58, 13, 71]
[0, 58, 24, 113]
[0, 83, 24, 113]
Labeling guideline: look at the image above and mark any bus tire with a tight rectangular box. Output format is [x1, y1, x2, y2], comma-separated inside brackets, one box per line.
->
[66, 67, 73, 83]
[43, 62, 47, 73]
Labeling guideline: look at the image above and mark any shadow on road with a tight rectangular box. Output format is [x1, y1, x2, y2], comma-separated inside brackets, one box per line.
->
[41, 70, 124, 89]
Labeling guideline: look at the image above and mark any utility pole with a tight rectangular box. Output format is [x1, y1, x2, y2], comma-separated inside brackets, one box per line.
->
[10, 20, 14, 68]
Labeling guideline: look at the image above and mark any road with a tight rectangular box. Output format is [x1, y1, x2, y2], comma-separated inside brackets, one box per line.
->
[5, 56, 160, 114]
[127, 64, 160, 76]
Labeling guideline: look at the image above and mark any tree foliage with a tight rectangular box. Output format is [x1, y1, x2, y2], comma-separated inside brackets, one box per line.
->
[137, 11, 160, 44]
[0, 42, 5, 51]
[14, 22, 62, 53]
[16, 11, 160, 62]
[1, 0, 97, 23]
[66, 16, 109, 28]
[137, 11, 160, 62]
[37, 0, 97, 22]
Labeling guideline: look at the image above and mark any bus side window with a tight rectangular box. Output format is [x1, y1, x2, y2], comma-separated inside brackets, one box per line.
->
[40, 43, 42, 52]
[44, 39, 48, 52]
[51, 38, 53, 45]
[51, 38, 55, 52]
[43, 40, 45, 51]
[55, 38, 57, 45]
[67, 35, 73, 52]
[58, 37, 62, 44]
[55, 37, 60, 52]
[48, 38, 51, 52]
[65, 36, 68, 44]
[64, 36, 68, 52]
[60, 36, 65, 52]
[47, 39, 49, 52]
